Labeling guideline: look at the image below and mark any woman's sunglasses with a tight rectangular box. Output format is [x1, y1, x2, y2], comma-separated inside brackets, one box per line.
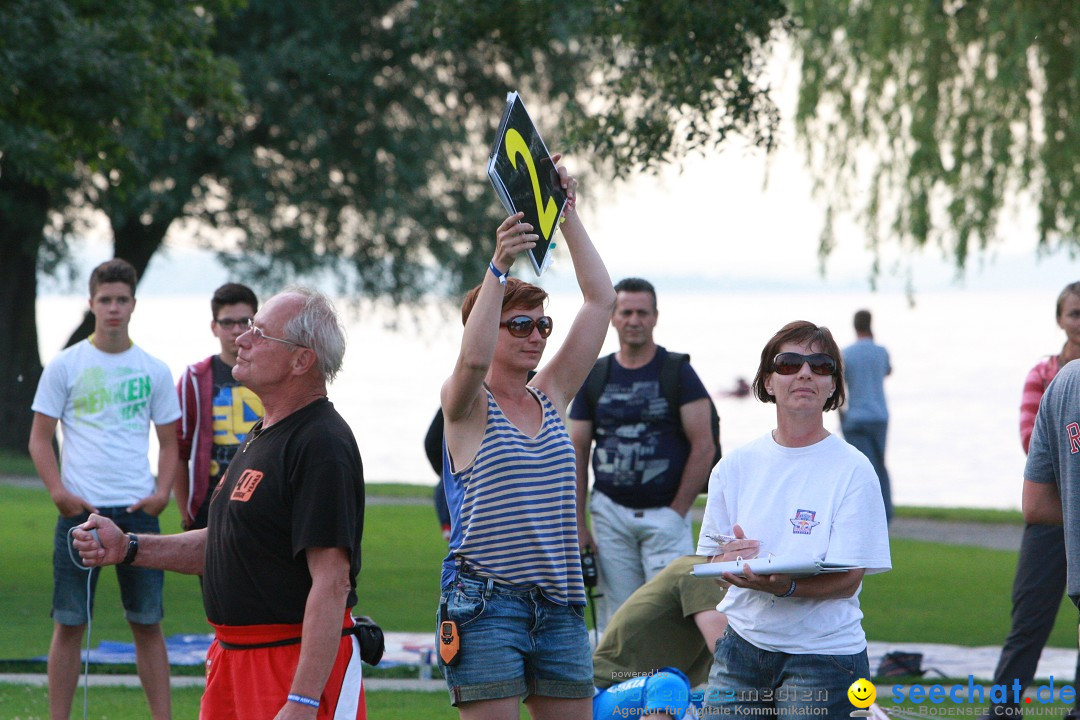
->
[500, 315, 553, 338]
[772, 352, 836, 376]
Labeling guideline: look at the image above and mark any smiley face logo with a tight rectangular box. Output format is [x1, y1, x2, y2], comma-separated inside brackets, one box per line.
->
[848, 678, 876, 708]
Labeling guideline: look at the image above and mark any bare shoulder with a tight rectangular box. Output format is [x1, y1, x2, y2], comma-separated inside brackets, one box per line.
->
[529, 373, 570, 417]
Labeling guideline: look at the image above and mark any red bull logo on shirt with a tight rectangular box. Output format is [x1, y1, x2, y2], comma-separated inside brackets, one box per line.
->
[790, 509, 820, 535]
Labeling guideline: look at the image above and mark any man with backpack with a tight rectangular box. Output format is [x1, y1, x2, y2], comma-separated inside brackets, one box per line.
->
[570, 277, 719, 631]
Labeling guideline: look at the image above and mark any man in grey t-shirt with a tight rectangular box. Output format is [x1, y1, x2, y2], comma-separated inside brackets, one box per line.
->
[1022, 360, 1080, 608]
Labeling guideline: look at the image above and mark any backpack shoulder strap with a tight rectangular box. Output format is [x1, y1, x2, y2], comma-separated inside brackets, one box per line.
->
[583, 354, 614, 416]
[660, 352, 690, 415]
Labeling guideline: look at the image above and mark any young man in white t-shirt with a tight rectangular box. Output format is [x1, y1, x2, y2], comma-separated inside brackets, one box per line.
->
[28, 258, 181, 720]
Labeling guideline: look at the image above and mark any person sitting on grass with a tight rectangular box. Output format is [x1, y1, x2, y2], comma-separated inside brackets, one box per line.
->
[592, 555, 728, 720]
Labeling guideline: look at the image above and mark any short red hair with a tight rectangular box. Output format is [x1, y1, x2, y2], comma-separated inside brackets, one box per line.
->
[461, 277, 548, 324]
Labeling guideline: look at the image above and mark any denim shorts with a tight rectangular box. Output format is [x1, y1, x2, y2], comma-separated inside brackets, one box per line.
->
[438, 573, 594, 705]
[702, 627, 870, 718]
[52, 508, 164, 626]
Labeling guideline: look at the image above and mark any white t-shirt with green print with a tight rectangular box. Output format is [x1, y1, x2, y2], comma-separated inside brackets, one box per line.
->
[32, 339, 181, 506]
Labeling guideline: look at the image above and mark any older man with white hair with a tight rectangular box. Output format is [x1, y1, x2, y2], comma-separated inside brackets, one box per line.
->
[75, 287, 367, 720]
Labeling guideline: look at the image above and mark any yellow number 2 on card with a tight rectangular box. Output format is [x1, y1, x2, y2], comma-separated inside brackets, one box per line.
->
[504, 128, 558, 241]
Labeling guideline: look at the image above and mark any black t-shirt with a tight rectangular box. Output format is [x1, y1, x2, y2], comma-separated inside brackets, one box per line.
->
[203, 398, 364, 625]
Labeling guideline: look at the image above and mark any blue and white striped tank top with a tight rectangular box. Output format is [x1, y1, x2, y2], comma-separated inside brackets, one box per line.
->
[441, 386, 586, 606]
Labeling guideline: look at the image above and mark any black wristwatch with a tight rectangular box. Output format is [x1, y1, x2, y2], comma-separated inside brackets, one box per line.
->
[121, 533, 139, 566]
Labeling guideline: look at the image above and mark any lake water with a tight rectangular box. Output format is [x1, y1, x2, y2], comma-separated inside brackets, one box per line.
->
[36, 287, 1068, 510]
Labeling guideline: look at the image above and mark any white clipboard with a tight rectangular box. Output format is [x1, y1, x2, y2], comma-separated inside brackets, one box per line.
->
[690, 555, 861, 578]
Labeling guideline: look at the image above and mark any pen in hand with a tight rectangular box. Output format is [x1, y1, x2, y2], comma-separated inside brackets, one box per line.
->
[703, 532, 763, 561]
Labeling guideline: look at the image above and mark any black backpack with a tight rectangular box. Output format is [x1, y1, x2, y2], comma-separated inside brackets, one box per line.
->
[580, 352, 722, 470]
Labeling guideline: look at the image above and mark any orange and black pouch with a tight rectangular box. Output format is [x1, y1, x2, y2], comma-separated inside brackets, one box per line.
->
[438, 602, 461, 666]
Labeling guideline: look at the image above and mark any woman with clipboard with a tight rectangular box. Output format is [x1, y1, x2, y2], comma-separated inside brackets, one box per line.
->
[696, 321, 892, 718]
[437, 158, 614, 720]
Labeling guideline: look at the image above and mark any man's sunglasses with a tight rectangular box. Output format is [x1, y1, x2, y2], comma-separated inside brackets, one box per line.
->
[500, 315, 553, 339]
[772, 352, 837, 376]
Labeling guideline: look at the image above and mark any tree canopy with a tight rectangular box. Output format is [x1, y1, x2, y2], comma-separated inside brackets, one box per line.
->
[789, 0, 1080, 274]
[92, 0, 788, 305]
[0, 0, 786, 452]
[0, 0, 242, 453]
[11, 2, 1076, 458]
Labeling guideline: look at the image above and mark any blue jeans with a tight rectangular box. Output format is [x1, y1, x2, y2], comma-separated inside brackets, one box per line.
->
[840, 418, 892, 521]
[438, 573, 593, 705]
[52, 508, 164, 626]
[702, 628, 869, 719]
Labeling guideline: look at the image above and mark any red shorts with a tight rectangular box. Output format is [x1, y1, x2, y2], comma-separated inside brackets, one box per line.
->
[201, 612, 366, 720]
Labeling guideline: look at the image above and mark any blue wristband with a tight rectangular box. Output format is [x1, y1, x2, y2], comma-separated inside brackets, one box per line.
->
[489, 261, 508, 285]
[287, 693, 320, 709]
[775, 579, 797, 598]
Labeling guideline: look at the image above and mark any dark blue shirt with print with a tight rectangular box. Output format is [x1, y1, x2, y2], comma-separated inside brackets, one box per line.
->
[570, 347, 709, 509]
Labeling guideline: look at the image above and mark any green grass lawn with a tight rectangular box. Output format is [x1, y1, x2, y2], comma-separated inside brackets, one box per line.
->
[863, 537, 1077, 647]
[2, 481, 1075, 658]
[0, 683, 480, 720]
[0, 449, 38, 477]
[0, 484, 448, 662]
[0, 480, 1074, 719]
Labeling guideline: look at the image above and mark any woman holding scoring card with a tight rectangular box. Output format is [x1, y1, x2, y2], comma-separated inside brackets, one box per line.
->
[438, 159, 614, 720]
[695, 321, 891, 718]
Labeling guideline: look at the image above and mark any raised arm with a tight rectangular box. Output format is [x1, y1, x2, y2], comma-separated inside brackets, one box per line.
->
[534, 172, 616, 412]
[440, 213, 538, 424]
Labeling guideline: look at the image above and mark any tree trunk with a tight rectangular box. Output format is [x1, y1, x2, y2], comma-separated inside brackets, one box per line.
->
[0, 172, 49, 455]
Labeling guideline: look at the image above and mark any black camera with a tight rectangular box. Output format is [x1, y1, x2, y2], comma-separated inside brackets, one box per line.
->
[580, 549, 598, 588]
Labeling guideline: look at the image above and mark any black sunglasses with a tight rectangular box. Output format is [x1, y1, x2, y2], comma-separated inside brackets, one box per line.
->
[772, 352, 837, 376]
[500, 315, 553, 338]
